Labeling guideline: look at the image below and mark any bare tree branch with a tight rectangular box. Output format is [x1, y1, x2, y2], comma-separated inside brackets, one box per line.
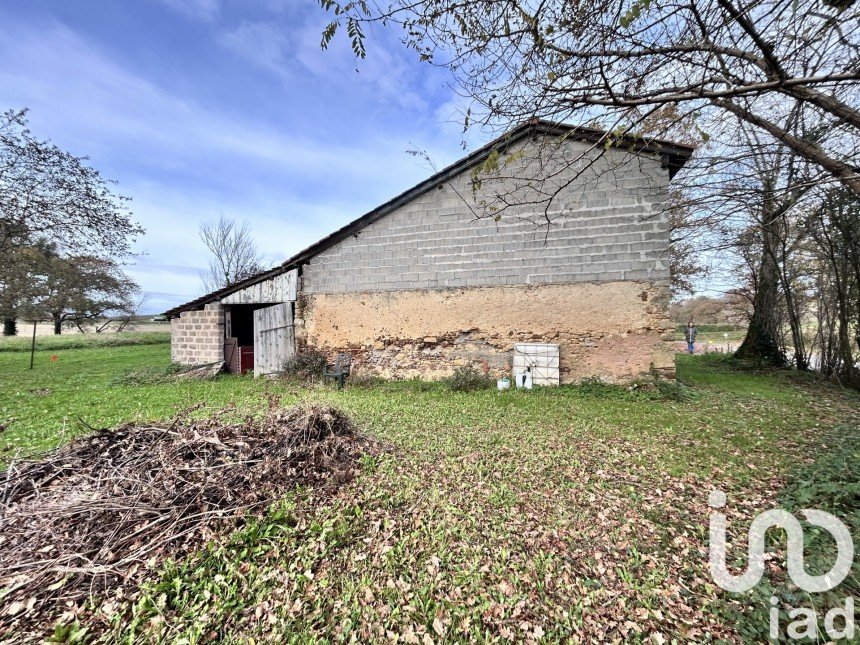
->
[199, 215, 266, 292]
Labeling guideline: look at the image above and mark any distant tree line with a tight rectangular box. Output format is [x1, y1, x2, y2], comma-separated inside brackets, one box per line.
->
[669, 295, 749, 326]
[0, 109, 143, 335]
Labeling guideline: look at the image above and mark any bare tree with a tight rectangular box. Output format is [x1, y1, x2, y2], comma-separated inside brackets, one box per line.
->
[199, 215, 265, 292]
[727, 124, 818, 367]
[806, 187, 860, 385]
[320, 0, 860, 195]
[113, 293, 149, 333]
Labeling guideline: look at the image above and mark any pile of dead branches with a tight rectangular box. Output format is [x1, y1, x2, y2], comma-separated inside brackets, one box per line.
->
[0, 405, 377, 637]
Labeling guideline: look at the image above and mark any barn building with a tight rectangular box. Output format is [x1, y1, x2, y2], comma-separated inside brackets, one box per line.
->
[164, 120, 693, 383]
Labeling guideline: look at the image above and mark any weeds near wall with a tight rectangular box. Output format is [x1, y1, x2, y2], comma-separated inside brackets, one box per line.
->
[445, 366, 494, 392]
[347, 372, 386, 388]
[651, 377, 694, 402]
[281, 349, 328, 382]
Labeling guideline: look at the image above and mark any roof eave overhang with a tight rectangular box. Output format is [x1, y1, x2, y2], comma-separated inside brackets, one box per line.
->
[164, 120, 694, 318]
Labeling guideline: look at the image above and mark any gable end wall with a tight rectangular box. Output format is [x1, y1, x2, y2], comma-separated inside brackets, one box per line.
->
[302, 141, 670, 295]
[297, 139, 676, 382]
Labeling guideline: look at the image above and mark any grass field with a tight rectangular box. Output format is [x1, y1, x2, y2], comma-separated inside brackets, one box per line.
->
[1, 337, 857, 642]
[0, 330, 170, 353]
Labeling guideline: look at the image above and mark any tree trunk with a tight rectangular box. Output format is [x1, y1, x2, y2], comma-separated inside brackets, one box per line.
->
[2, 318, 16, 336]
[736, 193, 786, 366]
[781, 269, 808, 370]
[53, 313, 62, 335]
[835, 289, 858, 386]
[736, 276, 785, 365]
[773, 213, 808, 370]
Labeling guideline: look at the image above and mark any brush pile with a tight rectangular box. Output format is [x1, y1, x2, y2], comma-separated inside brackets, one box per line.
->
[0, 405, 377, 637]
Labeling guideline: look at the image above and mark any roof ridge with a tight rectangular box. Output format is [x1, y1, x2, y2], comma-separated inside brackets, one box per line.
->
[164, 120, 693, 317]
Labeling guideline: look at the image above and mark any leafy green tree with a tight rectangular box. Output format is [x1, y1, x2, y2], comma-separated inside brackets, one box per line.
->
[1, 109, 142, 336]
[36, 251, 139, 335]
[0, 241, 139, 335]
[0, 238, 49, 333]
[1, 108, 143, 256]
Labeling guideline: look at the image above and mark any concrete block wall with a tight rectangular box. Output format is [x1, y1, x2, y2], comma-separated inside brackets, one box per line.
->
[302, 138, 671, 295]
[170, 303, 225, 365]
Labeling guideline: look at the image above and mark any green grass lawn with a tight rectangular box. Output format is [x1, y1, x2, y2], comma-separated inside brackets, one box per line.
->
[1, 340, 857, 642]
[0, 330, 170, 353]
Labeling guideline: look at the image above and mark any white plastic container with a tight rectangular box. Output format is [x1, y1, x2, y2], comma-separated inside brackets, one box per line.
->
[513, 343, 559, 386]
[497, 377, 511, 391]
[515, 371, 533, 389]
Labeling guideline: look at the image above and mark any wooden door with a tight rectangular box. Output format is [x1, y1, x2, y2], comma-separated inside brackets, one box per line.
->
[253, 303, 294, 377]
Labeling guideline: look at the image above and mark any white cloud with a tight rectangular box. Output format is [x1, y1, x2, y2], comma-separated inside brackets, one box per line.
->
[292, 20, 429, 112]
[157, 0, 221, 22]
[0, 21, 437, 181]
[219, 21, 291, 77]
[0, 8, 479, 311]
[217, 16, 431, 112]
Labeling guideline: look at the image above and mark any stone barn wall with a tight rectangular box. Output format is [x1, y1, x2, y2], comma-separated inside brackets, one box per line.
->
[170, 303, 225, 365]
[296, 138, 675, 383]
[298, 282, 672, 382]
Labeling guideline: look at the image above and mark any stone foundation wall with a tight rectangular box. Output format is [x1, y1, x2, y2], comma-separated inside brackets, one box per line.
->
[296, 281, 673, 383]
[170, 304, 225, 365]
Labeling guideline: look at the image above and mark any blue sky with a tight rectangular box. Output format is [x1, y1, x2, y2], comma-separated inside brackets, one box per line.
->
[0, 0, 481, 313]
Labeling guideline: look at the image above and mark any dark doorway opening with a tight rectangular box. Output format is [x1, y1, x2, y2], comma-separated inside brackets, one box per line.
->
[224, 303, 294, 375]
[224, 304, 265, 374]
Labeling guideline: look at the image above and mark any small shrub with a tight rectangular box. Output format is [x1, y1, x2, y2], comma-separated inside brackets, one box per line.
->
[445, 366, 493, 392]
[646, 368, 695, 402]
[653, 378, 693, 402]
[571, 377, 633, 399]
[281, 349, 328, 382]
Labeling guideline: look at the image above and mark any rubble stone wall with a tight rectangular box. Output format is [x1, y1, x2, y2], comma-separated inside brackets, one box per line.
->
[296, 281, 673, 383]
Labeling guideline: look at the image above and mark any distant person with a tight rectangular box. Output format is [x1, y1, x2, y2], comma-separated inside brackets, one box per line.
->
[685, 321, 698, 354]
